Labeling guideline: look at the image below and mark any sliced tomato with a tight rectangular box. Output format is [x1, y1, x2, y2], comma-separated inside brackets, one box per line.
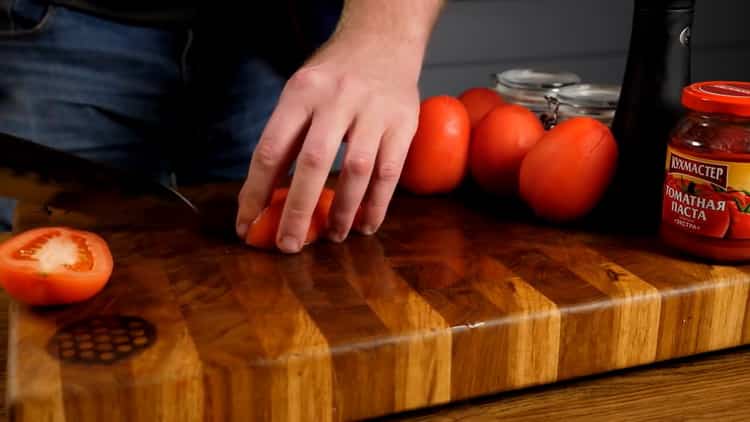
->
[270, 188, 290, 205]
[311, 188, 366, 234]
[0, 227, 114, 306]
[245, 188, 327, 250]
[245, 187, 367, 250]
[312, 188, 336, 232]
[245, 202, 287, 249]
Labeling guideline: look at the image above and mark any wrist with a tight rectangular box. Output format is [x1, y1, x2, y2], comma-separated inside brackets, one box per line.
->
[304, 0, 442, 82]
[329, 29, 427, 76]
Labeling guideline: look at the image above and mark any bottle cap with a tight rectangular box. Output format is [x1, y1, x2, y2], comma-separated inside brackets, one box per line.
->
[682, 81, 750, 117]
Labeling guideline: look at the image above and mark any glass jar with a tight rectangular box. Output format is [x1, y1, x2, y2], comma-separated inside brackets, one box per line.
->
[660, 81, 750, 262]
[555, 84, 621, 127]
[493, 69, 581, 115]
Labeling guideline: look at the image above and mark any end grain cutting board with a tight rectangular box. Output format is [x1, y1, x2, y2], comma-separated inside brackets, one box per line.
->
[6, 184, 750, 421]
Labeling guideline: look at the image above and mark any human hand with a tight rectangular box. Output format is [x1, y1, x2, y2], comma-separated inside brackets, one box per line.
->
[236, 2, 441, 253]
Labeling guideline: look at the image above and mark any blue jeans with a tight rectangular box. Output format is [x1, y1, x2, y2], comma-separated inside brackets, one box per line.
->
[0, 0, 293, 229]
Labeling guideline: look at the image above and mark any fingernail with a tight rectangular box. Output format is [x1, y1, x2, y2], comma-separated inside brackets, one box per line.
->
[236, 223, 248, 238]
[278, 235, 301, 253]
[361, 225, 377, 236]
[328, 230, 346, 243]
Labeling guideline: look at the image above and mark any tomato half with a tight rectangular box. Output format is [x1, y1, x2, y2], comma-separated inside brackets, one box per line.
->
[312, 188, 365, 233]
[0, 227, 114, 306]
[246, 188, 320, 250]
[313, 188, 336, 232]
[246, 187, 351, 250]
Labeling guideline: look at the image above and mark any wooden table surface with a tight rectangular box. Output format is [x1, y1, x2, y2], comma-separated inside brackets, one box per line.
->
[3, 184, 750, 420]
[0, 248, 747, 422]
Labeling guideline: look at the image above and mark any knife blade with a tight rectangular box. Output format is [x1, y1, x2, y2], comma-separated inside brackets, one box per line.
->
[0, 131, 201, 227]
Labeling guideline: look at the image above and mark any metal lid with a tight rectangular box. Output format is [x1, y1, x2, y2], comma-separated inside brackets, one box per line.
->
[682, 81, 750, 117]
[494, 69, 581, 91]
[556, 84, 621, 109]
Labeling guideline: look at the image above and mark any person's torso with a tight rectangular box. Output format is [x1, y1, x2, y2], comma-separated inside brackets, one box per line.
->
[50, 0, 198, 26]
[42, 0, 342, 76]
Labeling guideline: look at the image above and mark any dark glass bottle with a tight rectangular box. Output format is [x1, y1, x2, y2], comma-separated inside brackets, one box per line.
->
[605, 0, 695, 232]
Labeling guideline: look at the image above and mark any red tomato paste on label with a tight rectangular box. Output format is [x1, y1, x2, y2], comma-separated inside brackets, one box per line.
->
[660, 81, 750, 261]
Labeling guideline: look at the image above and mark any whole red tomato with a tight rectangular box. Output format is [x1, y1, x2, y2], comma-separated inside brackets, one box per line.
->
[400, 96, 471, 195]
[724, 189, 749, 208]
[697, 189, 731, 238]
[470, 104, 545, 196]
[727, 189, 750, 239]
[519, 117, 618, 222]
[458, 87, 505, 128]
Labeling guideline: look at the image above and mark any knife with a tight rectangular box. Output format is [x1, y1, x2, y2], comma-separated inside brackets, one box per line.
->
[0, 131, 201, 227]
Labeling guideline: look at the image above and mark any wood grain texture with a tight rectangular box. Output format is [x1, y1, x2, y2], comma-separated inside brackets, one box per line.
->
[7, 302, 65, 421]
[0, 235, 747, 422]
[6, 184, 750, 421]
[382, 346, 750, 422]
[337, 237, 452, 410]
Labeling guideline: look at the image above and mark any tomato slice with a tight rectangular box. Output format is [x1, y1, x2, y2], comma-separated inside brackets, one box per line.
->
[312, 188, 336, 232]
[245, 188, 322, 250]
[306, 188, 365, 238]
[245, 187, 367, 250]
[0, 227, 113, 306]
[312, 188, 365, 232]
[270, 188, 290, 205]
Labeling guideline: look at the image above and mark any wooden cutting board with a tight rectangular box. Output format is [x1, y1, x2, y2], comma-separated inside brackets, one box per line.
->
[6, 183, 750, 421]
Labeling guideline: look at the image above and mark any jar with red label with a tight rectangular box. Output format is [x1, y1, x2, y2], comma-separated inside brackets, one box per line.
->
[660, 81, 750, 261]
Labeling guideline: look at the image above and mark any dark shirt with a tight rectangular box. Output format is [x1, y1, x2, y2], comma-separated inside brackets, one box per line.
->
[48, 0, 342, 35]
[50, 0, 198, 26]
[45, 1, 342, 76]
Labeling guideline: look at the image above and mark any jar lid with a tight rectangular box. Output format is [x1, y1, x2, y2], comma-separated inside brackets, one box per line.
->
[494, 69, 581, 91]
[682, 81, 750, 117]
[556, 84, 621, 109]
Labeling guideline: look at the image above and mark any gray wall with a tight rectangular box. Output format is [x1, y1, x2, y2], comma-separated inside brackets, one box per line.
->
[420, 0, 750, 97]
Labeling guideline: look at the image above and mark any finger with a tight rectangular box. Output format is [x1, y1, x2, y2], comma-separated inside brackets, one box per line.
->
[357, 122, 415, 235]
[277, 105, 354, 253]
[327, 115, 383, 242]
[235, 90, 312, 238]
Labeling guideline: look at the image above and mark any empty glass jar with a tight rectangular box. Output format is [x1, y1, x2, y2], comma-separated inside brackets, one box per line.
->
[555, 84, 621, 127]
[493, 69, 581, 115]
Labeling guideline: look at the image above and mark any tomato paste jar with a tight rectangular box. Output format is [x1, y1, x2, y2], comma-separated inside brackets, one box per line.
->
[660, 81, 750, 261]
